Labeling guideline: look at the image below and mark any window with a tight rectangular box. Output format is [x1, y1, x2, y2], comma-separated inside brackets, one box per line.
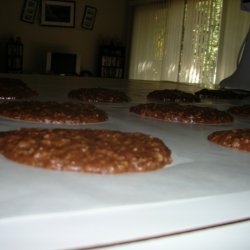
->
[128, 0, 250, 87]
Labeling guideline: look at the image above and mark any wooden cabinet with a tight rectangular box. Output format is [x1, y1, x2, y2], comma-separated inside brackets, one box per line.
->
[6, 38, 23, 73]
[98, 45, 125, 78]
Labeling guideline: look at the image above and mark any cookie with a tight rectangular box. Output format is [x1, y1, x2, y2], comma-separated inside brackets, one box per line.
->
[147, 89, 200, 103]
[0, 128, 172, 174]
[208, 129, 250, 152]
[227, 105, 250, 117]
[0, 101, 108, 124]
[0, 77, 37, 100]
[130, 103, 233, 124]
[68, 87, 129, 103]
[195, 88, 247, 100]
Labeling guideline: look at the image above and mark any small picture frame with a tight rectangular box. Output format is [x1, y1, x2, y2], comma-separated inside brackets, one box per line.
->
[21, 0, 39, 23]
[41, 0, 75, 27]
[82, 5, 97, 30]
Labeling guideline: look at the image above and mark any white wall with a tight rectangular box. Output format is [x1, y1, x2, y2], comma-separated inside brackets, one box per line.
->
[0, 0, 128, 75]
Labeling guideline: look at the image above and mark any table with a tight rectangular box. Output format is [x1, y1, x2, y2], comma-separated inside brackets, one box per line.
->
[0, 74, 249, 249]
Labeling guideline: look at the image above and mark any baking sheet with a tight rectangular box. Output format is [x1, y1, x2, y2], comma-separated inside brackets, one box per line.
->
[0, 102, 250, 217]
[0, 75, 250, 249]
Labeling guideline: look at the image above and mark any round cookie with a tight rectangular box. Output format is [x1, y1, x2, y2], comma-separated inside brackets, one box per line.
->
[147, 89, 200, 103]
[0, 128, 172, 174]
[130, 103, 233, 124]
[194, 88, 247, 100]
[0, 77, 37, 100]
[208, 129, 250, 152]
[227, 105, 250, 118]
[0, 101, 108, 124]
[68, 87, 130, 103]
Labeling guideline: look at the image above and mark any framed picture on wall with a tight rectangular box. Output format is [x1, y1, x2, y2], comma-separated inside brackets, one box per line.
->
[41, 0, 75, 27]
[82, 5, 97, 30]
[21, 0, 39, 23]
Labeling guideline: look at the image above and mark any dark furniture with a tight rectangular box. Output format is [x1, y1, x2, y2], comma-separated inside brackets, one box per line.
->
[6, 37, 23, 73]
[98, 45, 125, 78]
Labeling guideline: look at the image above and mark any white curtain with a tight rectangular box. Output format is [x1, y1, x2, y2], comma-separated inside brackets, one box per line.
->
[161, 0, 184, 81]
[129, 2, 168, 80]
[128, 0, 250, 86]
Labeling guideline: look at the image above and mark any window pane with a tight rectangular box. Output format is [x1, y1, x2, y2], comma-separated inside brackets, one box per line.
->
[128, 0, 249, 87]
[179, 0, 223, 85]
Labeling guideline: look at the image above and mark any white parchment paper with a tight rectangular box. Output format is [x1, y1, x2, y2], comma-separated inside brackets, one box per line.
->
[0, 75, 249, 249]
[0, 98, 250, 219]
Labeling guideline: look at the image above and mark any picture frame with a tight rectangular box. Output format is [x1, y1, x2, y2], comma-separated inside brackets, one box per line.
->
[82, 5, 97, 30]
[41, 0, 75, 27]
[21, 0, 39, 23]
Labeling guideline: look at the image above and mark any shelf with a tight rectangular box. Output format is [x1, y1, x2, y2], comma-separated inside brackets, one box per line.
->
[98, 45, 125, 79]
[6, 39, 23, 73]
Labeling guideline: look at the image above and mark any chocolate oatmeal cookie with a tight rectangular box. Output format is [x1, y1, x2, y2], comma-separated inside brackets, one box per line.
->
[68, 87, 130, 103]
[0, 128, 172, 173]
[0, 77, 37, 100]
[0, 101, 108, 124]
[147, 89, 200, 103]
[227, 105, 250, 117]
[208, 129, 250, 152]
[194, 88, 248, 100]
[130, 103, 233, 124]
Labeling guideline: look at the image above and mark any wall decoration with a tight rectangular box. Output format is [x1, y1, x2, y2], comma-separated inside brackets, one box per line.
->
[21, 0, 39, 23]
[41, 0, 75, 27]
[82, 5, 97, 30]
